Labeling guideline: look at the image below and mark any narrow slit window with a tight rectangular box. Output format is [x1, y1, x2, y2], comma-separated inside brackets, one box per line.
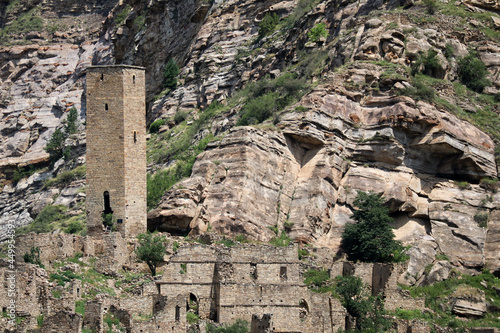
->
[100, 73, 104, 80]
[133, 75, 136, 84]
[103, 191, 112, 214]
[175, 305, 180, 321]
[105, 103, 109, 111]
[134, 131, 137, 143]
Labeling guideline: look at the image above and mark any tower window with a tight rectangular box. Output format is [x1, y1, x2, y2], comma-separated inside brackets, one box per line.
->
[280, 266, 287, 281]
[100, 73, 104, 80]
[134, 131, 137, 143]
[175, 305, 180, 321]
[133, 75, 136, 84]
[103, 191, 113, 214]
[105, 103, 109, 111]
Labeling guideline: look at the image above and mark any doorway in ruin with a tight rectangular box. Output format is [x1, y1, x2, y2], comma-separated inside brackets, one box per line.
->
[187, 293, 199, 316]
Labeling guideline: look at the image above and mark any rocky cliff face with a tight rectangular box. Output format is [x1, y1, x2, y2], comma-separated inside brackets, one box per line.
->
[0, 0, 499, 285]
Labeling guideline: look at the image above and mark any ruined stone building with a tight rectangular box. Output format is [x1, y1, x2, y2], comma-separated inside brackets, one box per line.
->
[1, 232, 430, 332]
[86, 65, 147, 238]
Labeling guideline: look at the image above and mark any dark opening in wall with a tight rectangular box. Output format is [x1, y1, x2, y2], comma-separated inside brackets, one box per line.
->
[188, 293, 199, 315]
[133, 75, 136, 84]
[103, 191, 113, 214]
[134, 131, 137, 143]
[280, 266, 287, 281]
[175, 305, 180, 321]
[250, 263, 258, 280]
[105, 103, 108, 111]
[100, 73, 104, 80]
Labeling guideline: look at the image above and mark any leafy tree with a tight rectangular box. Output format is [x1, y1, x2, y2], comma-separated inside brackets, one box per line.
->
[64, 107, 78, 135]
[163, 58, 179, 90]
[341, 191, 403, 262]
[45, 128, 65, 162]
[135, 232, 167, 276]
[334, 275, 389, 332]
[458, 51, 490, 92]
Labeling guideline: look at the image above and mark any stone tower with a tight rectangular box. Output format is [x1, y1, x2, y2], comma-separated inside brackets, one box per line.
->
[86, 65, 146, 238]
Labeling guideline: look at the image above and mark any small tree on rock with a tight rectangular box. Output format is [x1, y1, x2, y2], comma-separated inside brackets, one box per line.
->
[341, 191, 403, 262]
[163, 58, 179, 90]
[135, 232, 166, 276]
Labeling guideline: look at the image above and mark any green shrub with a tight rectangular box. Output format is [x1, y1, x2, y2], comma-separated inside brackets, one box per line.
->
[23, 246, 43, 267]
[163, 58, 179, 90]
[13, 165, 37, 184]
[237, 73, 307, 126]
[114, 5, 131, 26]
[341, 191, 404, 263]
[480, 177, 499, 192]
[186, 311, 199, 324]
[174, 111, 188, 124]
[237, 93, 276, 126]
[398, 79, 435, 103]
[149, 119, 166, 133]
[308, 22, 328, 42]
[65, 220, 84, 234]
[134, 15, 145, 30]
[474, 212, 489, 228]
[412, 49, 443, 78]
[304, 269, 331, 292]
[36, 314, 44, 327]
[24, 205, 66, 234]
[235, 234, 249, 243]
[75, 300, 85, 316]
[44, 165, 86, 188]
[269, 231, 292, 247]
[423, 0, 438, 14]
[217, 238, 236, 247]
[258, 12, 279, 39]
[444, 43, 454, 59]
[458, 51, 490, 92]
[172, 241, 180, 252]
[206, 319, 249, 333]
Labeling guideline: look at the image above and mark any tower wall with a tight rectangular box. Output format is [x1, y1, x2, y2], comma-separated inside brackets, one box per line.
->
[86, 65, 146, 238]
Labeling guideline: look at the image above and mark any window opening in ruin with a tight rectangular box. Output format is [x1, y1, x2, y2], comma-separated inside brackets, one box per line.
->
[175, 305, 180, 321]
[133, 75, 136, 84]
[250, 263, 257, 280]
[100, 73, 104, 80]
[134, 131, 137, 143]
[105, 103, 109, 111]
[103, 191, 113, 215]
[280, 266, 287, 281]
[299, 299, 309, 320]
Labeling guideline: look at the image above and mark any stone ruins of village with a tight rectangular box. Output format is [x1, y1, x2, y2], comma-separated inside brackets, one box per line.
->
[0, 58, 498, 333]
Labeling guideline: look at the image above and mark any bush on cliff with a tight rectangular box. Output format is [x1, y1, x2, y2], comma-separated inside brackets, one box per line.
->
[458, 51, 490, 93]
[341, 191, 406, 263]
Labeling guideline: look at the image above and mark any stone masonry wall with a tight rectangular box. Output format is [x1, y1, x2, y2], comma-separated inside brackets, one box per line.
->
[86, 65, 146, 238]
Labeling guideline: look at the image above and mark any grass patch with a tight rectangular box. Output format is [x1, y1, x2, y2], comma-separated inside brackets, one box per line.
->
[402, 270, 500, 329]
[0, 8, 44, 44]
[44, 165, 86, 188]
